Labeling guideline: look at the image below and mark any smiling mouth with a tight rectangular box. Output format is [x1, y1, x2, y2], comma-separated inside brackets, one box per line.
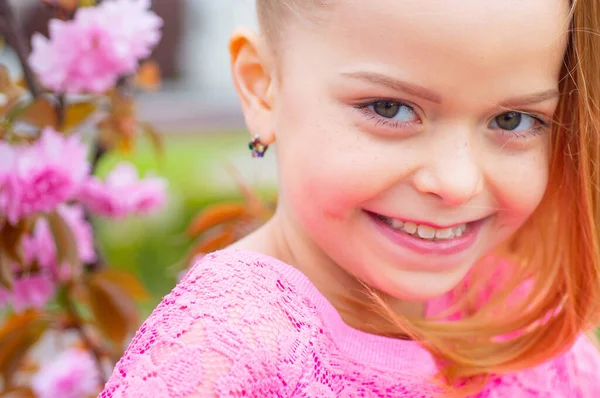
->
[372, 213, 477, 241]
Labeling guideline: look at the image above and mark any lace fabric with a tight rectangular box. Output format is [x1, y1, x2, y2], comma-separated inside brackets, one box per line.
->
[99, 249, 600, 397]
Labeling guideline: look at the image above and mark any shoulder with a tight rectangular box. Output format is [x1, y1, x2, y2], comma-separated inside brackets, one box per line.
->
[100, 249, 318, 397]
[482, 334, 600, 398]
[564, 333, 600, 396]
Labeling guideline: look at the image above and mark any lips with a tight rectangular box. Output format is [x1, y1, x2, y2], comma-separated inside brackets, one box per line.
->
[366, 210, 489, 258]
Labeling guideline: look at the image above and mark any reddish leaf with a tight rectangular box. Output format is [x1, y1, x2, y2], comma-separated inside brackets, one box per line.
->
[105, 91, 138, 153]
[94, 269, 150, 301]
[86, 275, 139, 347]
[97, 117, 119, 151]
[223, 162, 272, 218]
[1, 386, 37, 398]
[0, 220, 27, 266]
[63, 101, 96, 131]
[187, 203, 248, 238]
[134, 60, 161, 92]
[0, 65, 24, 112]
[109, 90, 136, 119]
[14, 97, 58, 129]
[0, 311, 50, 387]
[41, 0, 78, 11]
[0, 251, 14, 289]
[46, 211, 81, 274]
[0, 64, 11, 92]
[189, 226, 236, 260]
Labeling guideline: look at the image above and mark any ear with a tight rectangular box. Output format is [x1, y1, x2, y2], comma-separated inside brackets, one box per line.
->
[229, 28, 276, 145]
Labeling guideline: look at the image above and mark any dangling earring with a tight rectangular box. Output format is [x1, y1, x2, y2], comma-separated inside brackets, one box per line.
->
[248, 134, 269, 158]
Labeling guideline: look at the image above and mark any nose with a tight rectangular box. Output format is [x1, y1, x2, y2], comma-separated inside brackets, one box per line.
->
[412, 139, 483, 206]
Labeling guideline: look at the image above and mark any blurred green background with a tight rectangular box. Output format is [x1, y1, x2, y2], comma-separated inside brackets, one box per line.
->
[94, 131, 278, 315]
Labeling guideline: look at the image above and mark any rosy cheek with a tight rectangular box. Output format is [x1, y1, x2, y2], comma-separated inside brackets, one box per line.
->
[492, 162, 549, 218]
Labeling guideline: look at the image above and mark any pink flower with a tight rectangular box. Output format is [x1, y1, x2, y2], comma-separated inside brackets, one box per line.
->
[79, 162, 167, 218]
[78, 0, 163, 62]
[22, 218, 56, 270]
[29, 0, 162, 94]
[0, 128, 89, 224]
[32, 348, 101, 398]
[9, 275, 56, 312]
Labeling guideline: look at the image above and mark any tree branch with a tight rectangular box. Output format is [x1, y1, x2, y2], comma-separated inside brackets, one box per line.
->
[64, 290, 108, 385]
[0, 0, 42, 98]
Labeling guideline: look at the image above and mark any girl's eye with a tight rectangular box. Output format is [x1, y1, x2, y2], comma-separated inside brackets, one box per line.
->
[489, 111, 537, 131]
[370, 101, 417, 122]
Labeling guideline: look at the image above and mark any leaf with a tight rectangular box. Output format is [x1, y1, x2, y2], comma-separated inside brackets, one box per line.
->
[0, 220, 27, 266]
[0, 251, 14, 289]
[94, 269, 149, 301]
[134, 60, 161, 91]
[15, 97, 58, 129]
[109, 90, 135, 119]
[1, 386, 37, 398]
[140, 121, 164, 158]
[63, 101, 96, 131]
[41, 0, 78, 11]
[0, 65, 13, 92]
[186, 203, 248, 237]
[0, 311, 50, 387]
[86, 275, 139, 347]
[224, 162, 273, 218]
[189, 226, 236, 260]
[106, 91, 138, 154]
[78, 0, 97, 7]
[46, 211, 81, 274]
[0, 66, 26, 119]
[14, 79, 27, 89]
[97, 118, 118, 151]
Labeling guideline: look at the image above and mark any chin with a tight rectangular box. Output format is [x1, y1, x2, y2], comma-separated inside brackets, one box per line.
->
[370, 264, 472, 302]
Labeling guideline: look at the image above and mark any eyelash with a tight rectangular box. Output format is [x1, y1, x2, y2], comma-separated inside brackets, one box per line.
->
[355, 101, 417, 129]
[355, 100, 550, 139]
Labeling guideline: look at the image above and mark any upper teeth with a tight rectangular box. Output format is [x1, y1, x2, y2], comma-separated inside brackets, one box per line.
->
[384, 217, 467, 240]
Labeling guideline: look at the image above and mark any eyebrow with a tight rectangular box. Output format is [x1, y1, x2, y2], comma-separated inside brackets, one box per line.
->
[341, 71, 442, 104]
[498, 89, 561, 108]
[341, 71, 561, 107]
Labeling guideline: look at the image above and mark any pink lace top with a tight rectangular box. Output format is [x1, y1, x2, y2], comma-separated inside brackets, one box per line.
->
[99, 249, 600, 397]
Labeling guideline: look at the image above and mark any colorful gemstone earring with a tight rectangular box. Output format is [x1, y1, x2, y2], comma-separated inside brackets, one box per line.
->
[248, 134, 269, 158]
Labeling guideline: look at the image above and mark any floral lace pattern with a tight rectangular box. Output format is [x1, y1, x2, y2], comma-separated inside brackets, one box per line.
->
[99, 249, 600, 397]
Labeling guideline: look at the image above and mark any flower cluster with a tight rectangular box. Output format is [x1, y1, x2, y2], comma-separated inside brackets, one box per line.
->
[32, 348, 101, 398]
[0, 128, 89, 224]
[0, 0, 166, 395]
[0, 127, 167, 311]
[29, 0, 163, 94]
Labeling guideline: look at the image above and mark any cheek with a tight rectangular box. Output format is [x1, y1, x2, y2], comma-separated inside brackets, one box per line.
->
[274, 95, 389, 220]
[277, 138, 376, 221]
[489, 150, 549, 220]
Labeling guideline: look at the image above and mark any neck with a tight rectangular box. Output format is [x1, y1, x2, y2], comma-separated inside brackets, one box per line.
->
[234, 206, 426, 335]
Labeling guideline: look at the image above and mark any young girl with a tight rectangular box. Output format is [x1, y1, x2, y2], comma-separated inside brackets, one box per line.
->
[100, 0, 600, 396]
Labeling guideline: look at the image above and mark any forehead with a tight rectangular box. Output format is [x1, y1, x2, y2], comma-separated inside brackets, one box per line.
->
[284, 0, 570, 103]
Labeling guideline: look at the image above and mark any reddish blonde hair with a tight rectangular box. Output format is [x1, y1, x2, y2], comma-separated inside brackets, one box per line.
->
[256, 0, 600, 394]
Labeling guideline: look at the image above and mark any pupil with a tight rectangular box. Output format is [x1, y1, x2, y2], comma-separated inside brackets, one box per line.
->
[374, 101, 400, 118]
[496, 112, 521, 130]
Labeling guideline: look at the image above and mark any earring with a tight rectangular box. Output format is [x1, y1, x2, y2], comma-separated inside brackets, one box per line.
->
[248, 134, 269, 158]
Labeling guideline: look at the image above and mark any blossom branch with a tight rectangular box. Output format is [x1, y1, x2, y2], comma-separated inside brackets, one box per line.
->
[64, 288, 107, 385]
[0, 0, 41, 97]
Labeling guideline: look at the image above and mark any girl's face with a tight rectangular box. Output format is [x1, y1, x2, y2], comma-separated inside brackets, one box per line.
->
[270, 0, 569, 300]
